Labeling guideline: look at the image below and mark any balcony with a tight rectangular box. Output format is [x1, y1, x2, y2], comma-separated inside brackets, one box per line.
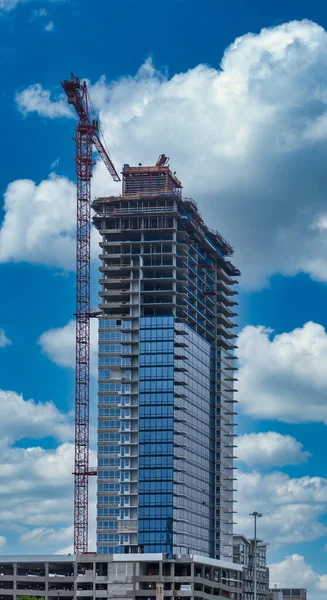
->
[216, 290, 238, 306]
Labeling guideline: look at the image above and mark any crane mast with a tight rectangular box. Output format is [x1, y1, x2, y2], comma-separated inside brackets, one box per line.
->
[61, 73, 120, 554]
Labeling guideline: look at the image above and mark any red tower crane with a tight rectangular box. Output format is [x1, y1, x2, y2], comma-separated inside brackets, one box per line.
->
[61, 73, 120, 555]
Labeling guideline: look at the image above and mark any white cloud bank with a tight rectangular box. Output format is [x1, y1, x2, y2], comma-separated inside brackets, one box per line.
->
[238, 321, 327, 424]
[0, 389, 73, 444]
[20, 524, 73, 546]
[0, 171, 102, 269]
[0, 440, 96, 551]
[270, 554, 327, 598]
[236, 470, 327, 546]
[0, 385, 96, 553]
[0, 389, 72, 549]
[0, 174, 76, 268]
[237, 432, 310, 468]
[38, 319, 98, 375]
[7, 19, 327, 285]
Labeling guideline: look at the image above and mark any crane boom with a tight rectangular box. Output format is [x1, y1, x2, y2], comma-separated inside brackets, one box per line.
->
[92, 134, 120, 181]
[61, 73, 120, 554]
[63, 73, 120, 181]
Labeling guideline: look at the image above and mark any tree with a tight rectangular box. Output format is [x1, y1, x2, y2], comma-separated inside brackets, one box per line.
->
[17, 596, 45, 600]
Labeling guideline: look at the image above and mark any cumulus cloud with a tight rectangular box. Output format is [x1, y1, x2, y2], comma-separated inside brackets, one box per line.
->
[0, 442, 74, 499]
[236, 470, 327, 546]
[44, 20, 53, 31]
[0, 172, 102, 269]
[0, 439, 96, 552]
[0, 442, 75, 551]
[0, 174, 76, 268]
[238, 321, 327, 424]
[7, 19, 327, 284]
[84, 20, 327, 287]
[0, 385, 91, 552]
[0, 328, 11, 348]
[237, 432, 311, 468]
[270, 554, 327, 597]
[16, 84, 73, 118]
[0, 389, 73, 444]
[38, 319, 98, 375]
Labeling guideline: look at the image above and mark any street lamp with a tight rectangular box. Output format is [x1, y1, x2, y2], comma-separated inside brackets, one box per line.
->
[249, 512, 263, 600]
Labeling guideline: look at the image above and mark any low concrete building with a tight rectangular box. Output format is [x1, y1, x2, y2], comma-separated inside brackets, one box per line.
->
[0, 553, 242, 600]
[268, 589, 307, 600]
[268, 591, 283, 600]
[233, 535, 269, 600]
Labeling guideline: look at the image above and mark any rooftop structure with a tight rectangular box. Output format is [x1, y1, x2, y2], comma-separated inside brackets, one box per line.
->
[268, 589, 307, 600]
[92, 157, 240, 559]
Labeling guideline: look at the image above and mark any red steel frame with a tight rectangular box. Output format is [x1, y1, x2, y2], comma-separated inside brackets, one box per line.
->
[61, 74, 120, 554]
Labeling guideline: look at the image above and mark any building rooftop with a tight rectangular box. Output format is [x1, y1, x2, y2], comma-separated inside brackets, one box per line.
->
[0, 553, 242, 570]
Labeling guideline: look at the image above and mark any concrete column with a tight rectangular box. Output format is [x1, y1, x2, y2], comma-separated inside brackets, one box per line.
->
[92, 561, 96, 598]
[73, 561, 77, 600]
[156, 583, 164, 600]
[13, 563, 17, 600]
[191, 562, 195, 600]
[45, 563, 49, 600]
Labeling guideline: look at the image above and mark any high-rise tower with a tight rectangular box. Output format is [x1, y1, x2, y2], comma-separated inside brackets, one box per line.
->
[93, 156, 239, 560]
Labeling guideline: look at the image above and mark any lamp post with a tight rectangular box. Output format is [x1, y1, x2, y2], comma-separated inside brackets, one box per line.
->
[249, 511, 262, 600]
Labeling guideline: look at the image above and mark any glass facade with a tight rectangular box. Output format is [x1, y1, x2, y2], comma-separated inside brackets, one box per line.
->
[173, 322, 214, 556]
[139, 316, 174, 554]
[93, 161, 239, 559]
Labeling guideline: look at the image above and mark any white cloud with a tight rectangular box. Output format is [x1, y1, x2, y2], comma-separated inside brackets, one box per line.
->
[0, 442, 74, 499]
[44, 20, 53, 31]
[0, 174, 76, 268]
[0, 328, 11, 347]
[54, 543, 73, 555]
[0, 387, 78, 552]
[16, 84, 73, 118]
[0, 389, 73, 444]
[238, 321, 327, 424]
[30, 7, 47, 19]
[270, 554, 327, 598]
[7, 20, 327, 284]
[20, 524, 73, 546]
[0, 171, 102, 269]
[0, 536, 6, 550]
[0, 441, 75, 553]
[38, 319, 98, 375]
[50, 157, 60, 169]
[0, 437, 96, 552]
[236, 470, 327, 546]
[0, 0, 64, 13]
[88, 20, 327, 287]
[237, 432, 311, 468]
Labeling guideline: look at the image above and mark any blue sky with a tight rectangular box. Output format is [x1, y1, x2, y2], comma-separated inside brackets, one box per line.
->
[2, 0, 327, 595]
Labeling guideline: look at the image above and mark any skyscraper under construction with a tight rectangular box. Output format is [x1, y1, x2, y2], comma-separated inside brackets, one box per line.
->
[93, 155, 239, 560]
